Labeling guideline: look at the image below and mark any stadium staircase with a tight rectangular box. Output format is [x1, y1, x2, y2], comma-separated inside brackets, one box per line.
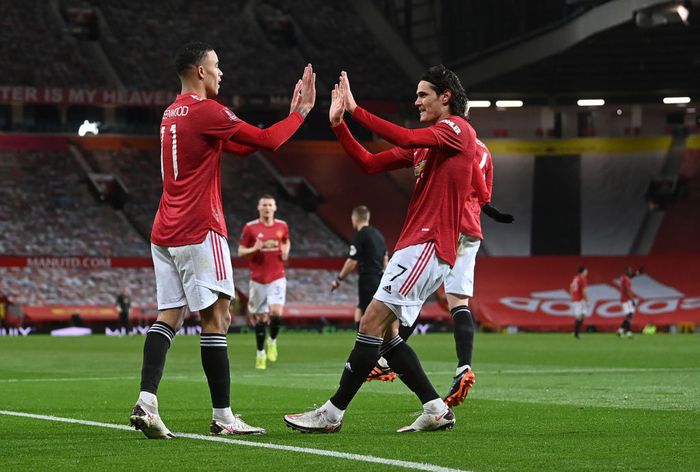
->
[650, 136, 700, 255]
[263, 140, 411, 250]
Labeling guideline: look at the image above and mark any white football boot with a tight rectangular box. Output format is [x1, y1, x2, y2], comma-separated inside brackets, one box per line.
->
[210, 415, 266, 435]
[397, 407, 455, 432]
[129, 403, 175, 439]
[283, 407, 343, 433]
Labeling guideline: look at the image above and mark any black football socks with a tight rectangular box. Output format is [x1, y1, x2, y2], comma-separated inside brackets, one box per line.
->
[329, 333, 382, 410]
[200, 333, 230, 408]
[451, 305, 475, 368]
[140, 321, 176, 394]
[382, 335, 440, 404]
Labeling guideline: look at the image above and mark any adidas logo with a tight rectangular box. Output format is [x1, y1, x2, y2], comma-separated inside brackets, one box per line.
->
[382, 285, 392, 294]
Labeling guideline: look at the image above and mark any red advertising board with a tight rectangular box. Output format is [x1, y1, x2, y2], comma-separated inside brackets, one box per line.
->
[471, 256, 700, 331]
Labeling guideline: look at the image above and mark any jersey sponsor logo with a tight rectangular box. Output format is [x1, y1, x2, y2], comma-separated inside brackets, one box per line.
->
[439, 119, 461, 135]
[261, 239, 280, 251]
[222, 107, 239, 122]
[162, 105, 189, 119]
[349, 244, 357, 256]
[382, 285, 392, 294]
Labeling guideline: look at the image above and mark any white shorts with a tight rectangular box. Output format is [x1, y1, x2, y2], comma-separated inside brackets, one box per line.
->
[151, 230, 234, 312]
[443, 234, 481, 297]
[248, 277, 286, 315]
[573, 301, 589, 318]
[373, 242, 450, 327]
[622, 300, 635, 315]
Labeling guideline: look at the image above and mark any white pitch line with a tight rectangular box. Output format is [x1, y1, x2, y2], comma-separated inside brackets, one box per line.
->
[0, 410, 469, 472]
[0, 376, 137, 383]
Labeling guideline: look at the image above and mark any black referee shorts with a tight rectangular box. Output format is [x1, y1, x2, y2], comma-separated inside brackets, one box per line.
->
[357, 273, 382, 313]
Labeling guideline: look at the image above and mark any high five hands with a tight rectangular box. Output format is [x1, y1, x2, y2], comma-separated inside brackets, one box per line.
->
[329, 71, 358, 127]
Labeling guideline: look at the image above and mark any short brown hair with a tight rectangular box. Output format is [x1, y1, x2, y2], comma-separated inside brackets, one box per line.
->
[352, 205, 370, 222]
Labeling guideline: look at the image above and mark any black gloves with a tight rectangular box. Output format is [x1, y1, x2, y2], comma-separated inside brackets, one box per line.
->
[482, 203, 515, 224]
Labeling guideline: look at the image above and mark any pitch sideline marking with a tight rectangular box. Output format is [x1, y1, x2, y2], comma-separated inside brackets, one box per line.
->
[0, 410, 470, 472]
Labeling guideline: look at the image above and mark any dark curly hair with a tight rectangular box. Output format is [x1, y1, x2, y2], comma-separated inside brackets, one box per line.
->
[420, 65, 468, 118]
[175, 41, 214, 76]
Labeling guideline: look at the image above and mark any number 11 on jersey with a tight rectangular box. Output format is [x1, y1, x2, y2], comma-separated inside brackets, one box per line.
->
[160, 124, 179, 181]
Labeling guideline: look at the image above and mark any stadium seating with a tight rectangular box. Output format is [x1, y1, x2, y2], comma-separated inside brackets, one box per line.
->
[96, 0, 410, 98]
[0, 266, 356, 315]
[0, 150, 148, 256]
[0, 1, 100, 87]
[81, 145, 347, 257]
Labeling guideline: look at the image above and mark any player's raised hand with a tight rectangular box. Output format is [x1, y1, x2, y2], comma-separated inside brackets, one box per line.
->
[339, 71, 357, 114]
[252, 238, 264, 252]
[292, 64, 316, 118]
[329, 83, 345, 127]
[289, 79, 302, 116]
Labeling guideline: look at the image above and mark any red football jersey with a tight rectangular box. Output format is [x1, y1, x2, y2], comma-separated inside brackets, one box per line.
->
[240, 219, 289, 284]
[334, 108, 475, 266]
[151, 93, 303, 247]
[620, 274, 636, 302]
[570, 274, 588, 302]
[460, 139, 493, 239]
[151, 93, 244, 246]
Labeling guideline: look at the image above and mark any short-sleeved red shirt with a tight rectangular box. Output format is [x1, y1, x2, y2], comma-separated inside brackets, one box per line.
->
[240, 219, 289, 283]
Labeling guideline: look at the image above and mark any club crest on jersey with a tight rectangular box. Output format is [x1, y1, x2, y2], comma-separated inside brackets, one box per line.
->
[439, 119, 461, 135]
[414, 159, 427, 177]
[276, 230, 284, 239]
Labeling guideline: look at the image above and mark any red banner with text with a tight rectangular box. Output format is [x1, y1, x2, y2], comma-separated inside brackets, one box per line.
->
[471, 256, 700, 331]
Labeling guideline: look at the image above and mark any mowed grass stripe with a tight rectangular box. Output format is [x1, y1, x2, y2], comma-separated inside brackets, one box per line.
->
[0, 410, 470, 472]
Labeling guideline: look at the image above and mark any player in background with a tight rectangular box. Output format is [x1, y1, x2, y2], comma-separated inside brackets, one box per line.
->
[570, 266, 589, 339]
[115, 286, 132, 335]
[617, 266, 642, 338]
[129, 41, 315, 438]
[397, 136, 514, 407]
[238, 195, 290, 369]
[330, 206, 393, 380]
[285, 65, 476, 433]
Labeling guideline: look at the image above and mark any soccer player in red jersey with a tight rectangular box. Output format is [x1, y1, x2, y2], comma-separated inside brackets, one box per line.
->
[238, 195, 290, 369]
[570, 266, 589, 339]
[129, 41, 315, 438]
[617, 266, 641, 338]
[421, 137, 513, 406]
[285, 66, 475, 433]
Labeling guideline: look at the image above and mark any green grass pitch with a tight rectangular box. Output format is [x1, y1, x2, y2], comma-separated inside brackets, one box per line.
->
[1, 332, 699, 471]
